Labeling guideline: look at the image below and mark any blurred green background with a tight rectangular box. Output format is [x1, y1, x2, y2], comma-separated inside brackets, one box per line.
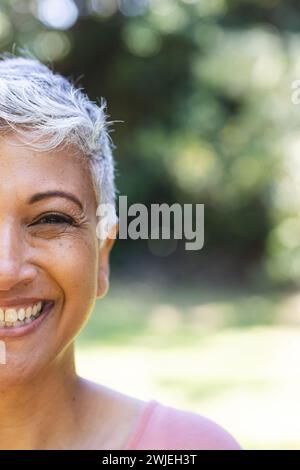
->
[2, 0, 300, 449]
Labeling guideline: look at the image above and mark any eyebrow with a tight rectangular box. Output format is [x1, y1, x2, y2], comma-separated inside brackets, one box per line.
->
[28, 191, 84, 211]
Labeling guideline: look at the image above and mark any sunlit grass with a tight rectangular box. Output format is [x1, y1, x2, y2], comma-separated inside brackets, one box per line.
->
[76, 280, 300, 450]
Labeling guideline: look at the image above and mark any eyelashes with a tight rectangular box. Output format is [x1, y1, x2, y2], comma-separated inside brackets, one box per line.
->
[32, 213, 78, 227]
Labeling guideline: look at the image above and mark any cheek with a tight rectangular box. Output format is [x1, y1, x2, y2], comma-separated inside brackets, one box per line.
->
[59, 241, 97, 291]
[44, 236, 99, 341]
[58, 238, 97, 306]
[0, 228, 99, 386]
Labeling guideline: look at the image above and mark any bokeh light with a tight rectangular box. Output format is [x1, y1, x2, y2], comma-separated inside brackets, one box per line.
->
[149, 0, 188, 33]
[122, 21, 161, 57]
[0, 11, 13, 46]
[32, 30, 71, 61]
[118, 0, 149, 17]
[36, 0, 78, 30]
[88, 0, 118, 17]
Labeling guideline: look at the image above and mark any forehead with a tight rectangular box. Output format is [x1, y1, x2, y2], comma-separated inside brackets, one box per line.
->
[0, 132, 96, 209]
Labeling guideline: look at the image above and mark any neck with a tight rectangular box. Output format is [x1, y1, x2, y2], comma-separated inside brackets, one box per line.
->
[0, 344, 81, 450]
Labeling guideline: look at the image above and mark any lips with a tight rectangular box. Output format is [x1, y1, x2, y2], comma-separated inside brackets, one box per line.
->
[0, 301, 55, 338]
[0, 297, 48, 308]
[0, 300, 45, 326]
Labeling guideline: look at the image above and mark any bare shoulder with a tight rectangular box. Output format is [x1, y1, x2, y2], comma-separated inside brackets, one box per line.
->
[152, 402, 242, 450]
[76, 378, 146, 449]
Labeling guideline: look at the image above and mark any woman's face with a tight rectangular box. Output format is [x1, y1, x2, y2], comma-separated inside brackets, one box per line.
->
[0, 132, 111, 386]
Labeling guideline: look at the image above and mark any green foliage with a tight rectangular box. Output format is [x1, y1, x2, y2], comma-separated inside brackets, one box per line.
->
[2, 0, 300, 284]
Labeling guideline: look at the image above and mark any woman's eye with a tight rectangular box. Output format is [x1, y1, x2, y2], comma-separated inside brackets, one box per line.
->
[34, 214, 75, 226]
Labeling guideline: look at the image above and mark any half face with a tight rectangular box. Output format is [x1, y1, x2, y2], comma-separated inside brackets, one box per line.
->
[0, 132, 107, 386]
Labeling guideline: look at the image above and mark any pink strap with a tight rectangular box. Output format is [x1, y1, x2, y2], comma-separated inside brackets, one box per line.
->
[123, 400, 159, 450]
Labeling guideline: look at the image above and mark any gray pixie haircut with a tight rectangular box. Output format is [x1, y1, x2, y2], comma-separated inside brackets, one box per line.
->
[0, 52, 117, 243]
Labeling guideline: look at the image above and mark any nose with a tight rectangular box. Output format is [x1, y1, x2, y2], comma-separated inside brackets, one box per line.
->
[0, 221, 37, 290]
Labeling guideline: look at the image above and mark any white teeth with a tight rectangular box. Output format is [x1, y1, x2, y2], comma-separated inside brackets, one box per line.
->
[25, 306, 33, 319]
[18, 308, 26, 321]
[0, 301, 45, 328]
[5, 309, 18, 323]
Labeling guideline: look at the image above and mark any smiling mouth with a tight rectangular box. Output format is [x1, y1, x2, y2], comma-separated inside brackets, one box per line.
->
[0, 301, 53, 329]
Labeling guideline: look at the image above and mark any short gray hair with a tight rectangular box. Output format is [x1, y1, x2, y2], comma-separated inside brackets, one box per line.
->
[0, 52, 117, 242]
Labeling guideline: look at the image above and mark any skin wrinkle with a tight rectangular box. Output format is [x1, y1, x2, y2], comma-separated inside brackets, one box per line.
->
[29, 190, 85, 212]
[0, 131, 143, 450]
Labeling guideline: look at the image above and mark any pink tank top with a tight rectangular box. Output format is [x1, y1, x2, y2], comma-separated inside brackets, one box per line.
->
[123, 400, 241, 450]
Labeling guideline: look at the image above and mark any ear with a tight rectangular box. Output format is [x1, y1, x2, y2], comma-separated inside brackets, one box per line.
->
[96, 223, 118, 299]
